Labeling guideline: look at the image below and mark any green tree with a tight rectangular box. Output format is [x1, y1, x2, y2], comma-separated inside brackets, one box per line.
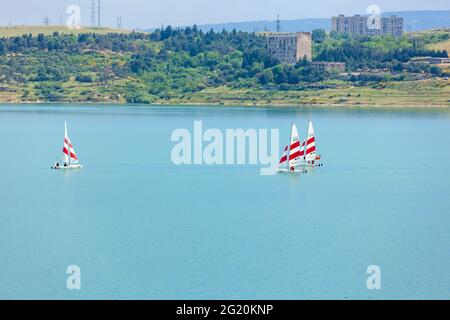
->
[257, 69, 273, 84]
[430, 66, 443, 76]
[0, 41, 5, 55]
[312, 29, 326, 43]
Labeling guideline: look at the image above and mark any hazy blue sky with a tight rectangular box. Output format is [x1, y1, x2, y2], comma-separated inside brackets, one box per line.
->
[0, 0, 448, 29]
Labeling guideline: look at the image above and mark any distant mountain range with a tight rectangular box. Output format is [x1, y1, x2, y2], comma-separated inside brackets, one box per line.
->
[145, 10, 450, 33]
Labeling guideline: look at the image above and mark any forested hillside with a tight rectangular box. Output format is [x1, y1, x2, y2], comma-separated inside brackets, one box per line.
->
[0, 26, 448, 105]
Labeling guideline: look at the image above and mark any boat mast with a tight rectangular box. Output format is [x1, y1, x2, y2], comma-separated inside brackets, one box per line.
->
[288, 122, 293, 170]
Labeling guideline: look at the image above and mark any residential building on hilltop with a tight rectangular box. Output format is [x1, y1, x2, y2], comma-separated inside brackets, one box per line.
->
[331, 14, 404, 37]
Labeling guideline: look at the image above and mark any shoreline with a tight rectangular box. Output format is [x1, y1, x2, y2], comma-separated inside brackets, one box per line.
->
[2, 79, 448, 109]
[1, 101, 450, 109]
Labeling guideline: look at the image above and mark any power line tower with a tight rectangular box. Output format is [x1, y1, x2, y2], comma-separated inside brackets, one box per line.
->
[44, 15, 50, 26]
[117, 16, 122, 29]
[97, 0, 101, 28]
[91, 0, 97, 28]
[276, 14, 281, 33]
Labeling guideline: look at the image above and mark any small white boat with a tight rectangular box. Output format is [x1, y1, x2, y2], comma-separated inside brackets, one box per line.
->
[302, 121, 323, 167]
[278, 123, 307, 174]
[51, 121, 83, 170]
[278, 121, 323, 173]
[53, 164, 83, 170]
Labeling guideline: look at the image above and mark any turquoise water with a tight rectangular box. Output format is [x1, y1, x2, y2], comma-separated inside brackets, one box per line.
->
[1, 104, 450, 300]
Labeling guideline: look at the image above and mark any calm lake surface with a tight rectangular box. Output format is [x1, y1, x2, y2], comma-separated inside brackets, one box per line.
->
[1, 104, 450, 299]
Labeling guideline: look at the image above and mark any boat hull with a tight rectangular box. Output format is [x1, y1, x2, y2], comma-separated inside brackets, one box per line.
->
[51, 165, 83, 170]
[299, 163, 324, 168]
[297, 157, 323, 168]
[278, 168, 308, 174]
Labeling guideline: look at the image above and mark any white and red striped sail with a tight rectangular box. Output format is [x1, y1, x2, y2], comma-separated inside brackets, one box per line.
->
[279, 145, 289, 166]
[288, 123, 302, 170]
[279, 123, 307, 171]
[62, 122, 79, 164]
[299, 140, 306, 161]
[305, 121, 317, 163]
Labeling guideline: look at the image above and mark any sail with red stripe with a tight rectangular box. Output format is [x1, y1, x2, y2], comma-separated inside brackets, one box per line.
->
[305, 121, 317, 163]
[288, 123, 302, 170]
[279, 145, 288, 166]
[67, 138, 79, 163]
[62, 121, 79, 164]
[299, 140, 306, 160]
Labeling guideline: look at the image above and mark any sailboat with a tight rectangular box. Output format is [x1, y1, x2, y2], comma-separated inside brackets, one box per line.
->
[303, 120, 323, 167]
[278, 123, 307, 174]
[51, 121, 83, 170]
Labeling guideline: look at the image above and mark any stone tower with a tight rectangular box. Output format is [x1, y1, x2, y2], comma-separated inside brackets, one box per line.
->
[267, 32, 312, 64]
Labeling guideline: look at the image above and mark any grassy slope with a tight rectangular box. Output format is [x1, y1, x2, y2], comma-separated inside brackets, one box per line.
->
[169, 80, 450, 107]
[427, 39, 450, 52]
[425, 29, 450, 73]
[425, 28, 450, 52]
[0, 25, 131, 37]
[2, 79, 449, 107]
